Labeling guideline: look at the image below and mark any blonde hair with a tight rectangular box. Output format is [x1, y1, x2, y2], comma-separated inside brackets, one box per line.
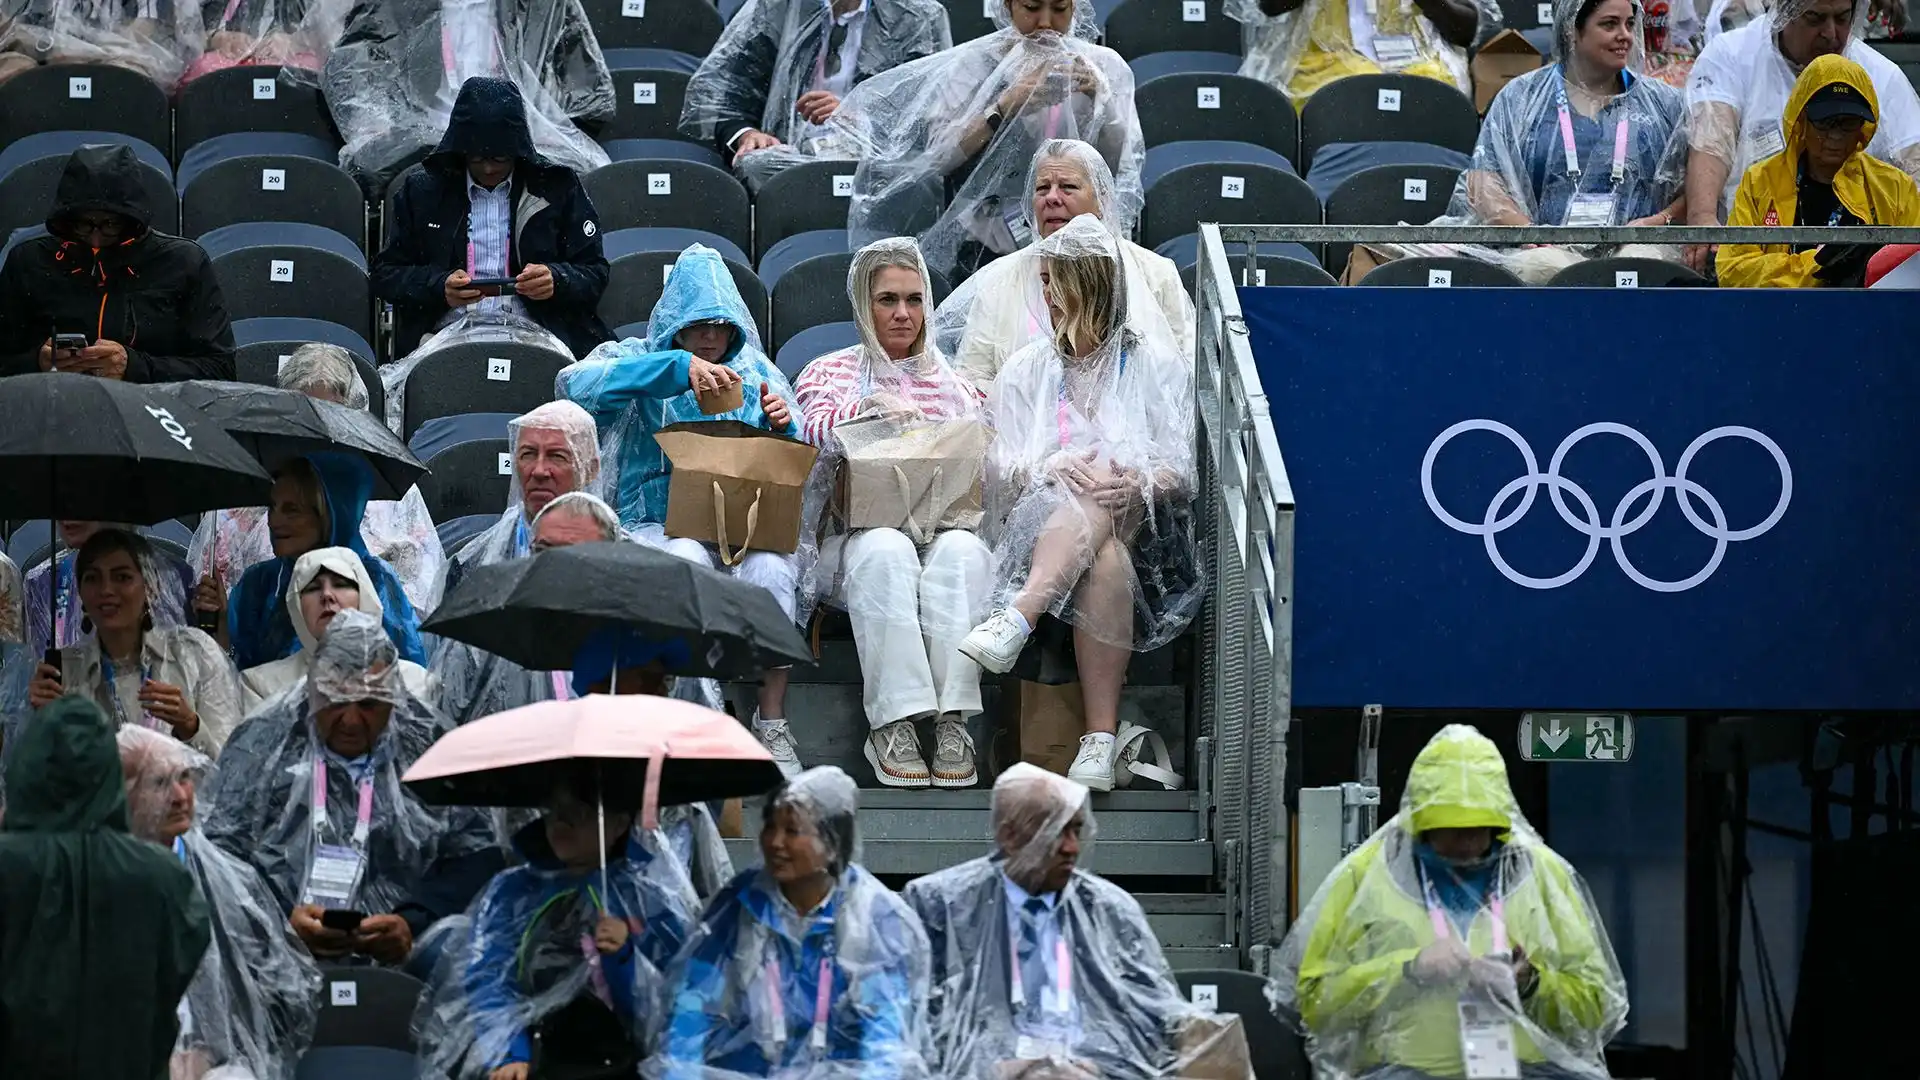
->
[861, 249, 929, 358]
[1043, 254, 1118, 359]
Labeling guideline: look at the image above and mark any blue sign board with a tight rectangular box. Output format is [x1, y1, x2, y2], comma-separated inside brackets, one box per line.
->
[1241, 286, 1920, 710]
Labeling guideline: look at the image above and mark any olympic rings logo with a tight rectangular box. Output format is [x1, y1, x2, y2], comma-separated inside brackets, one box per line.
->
[1420, 421, 1793, 593]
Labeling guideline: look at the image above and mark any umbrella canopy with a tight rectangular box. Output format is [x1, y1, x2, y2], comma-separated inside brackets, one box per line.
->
[0, 372, 272, 523]
[401, 695, 785, 810]
[420, 540, 815, 679]
[148, 380, 426, 500]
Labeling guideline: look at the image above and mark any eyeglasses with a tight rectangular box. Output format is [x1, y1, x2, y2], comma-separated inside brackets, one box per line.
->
[70, 215, 128, 238]
[1810, 115, 1866, 134]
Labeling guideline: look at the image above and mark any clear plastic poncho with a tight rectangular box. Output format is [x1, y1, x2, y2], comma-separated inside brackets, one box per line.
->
[1227, 0, 1500, 101]
[117, 726, 323, 1080]
[933, 139, 1195, 392]
[382, 311, 580, 442]
[0, 0, 197, 86]
[20, 525, 196, 659]
[1272, 725, 1629, 1080]
[184, 0, 346, 80]
[315, 0, 613, 186]
[199, 609, 494, 917]
[825, 0, 1143, 283]
[647, 766, 934, 1080]
[0, 554, 21, 647]
[238, 546, 437, 714]
[982, 215, 1202, 654]
[903, 763, 1245, 1078]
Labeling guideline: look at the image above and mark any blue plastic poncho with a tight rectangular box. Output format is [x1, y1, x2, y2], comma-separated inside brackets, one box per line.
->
[226, 452, 427, 671]
[558, 245, 799, 531]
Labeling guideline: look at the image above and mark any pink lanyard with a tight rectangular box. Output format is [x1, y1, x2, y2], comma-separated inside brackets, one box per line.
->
[310, 757, 376, 846]
[550, 671, 573, 701]
[1008, 928, 1072, 1012]
[1042, 103, 1063, 140]
[1055, 381, 1075, 449]
[1421, 865, 1508, 954]
[765, 956, 834, 1052]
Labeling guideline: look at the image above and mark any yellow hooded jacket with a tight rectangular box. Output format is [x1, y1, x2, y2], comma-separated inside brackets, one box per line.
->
[1292, 727, 1627, 1079]
[1718, 54, 1920, 288]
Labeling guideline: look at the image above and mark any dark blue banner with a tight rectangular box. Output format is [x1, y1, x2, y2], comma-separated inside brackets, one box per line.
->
[1241, 286, 1920, 710]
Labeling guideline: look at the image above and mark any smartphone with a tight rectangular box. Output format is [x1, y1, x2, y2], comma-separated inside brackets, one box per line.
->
[193, 607, 220, 633]
[320, 909, 366, 932]
[52, 333, 87, 354]
[42, 648, 61, 683]
[466, 276, 516, 296]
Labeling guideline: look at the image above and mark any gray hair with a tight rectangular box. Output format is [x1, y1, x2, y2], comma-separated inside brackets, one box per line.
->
[278, 343, 369, 410]
[530, 491, 621, 542]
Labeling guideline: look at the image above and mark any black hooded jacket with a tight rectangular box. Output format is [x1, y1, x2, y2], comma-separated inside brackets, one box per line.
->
[0, 145, 237, 382]
[371, 77, 613, 359]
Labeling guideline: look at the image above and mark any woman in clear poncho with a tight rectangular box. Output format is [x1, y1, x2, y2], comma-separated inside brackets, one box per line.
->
[794, 238, 991, 791]
[1274, 725, 1628, 1080]
[826, 0, 1143, 283]
[934, 138, 1193, 395]
[237, 546, 435, 713]
[23, 518, 198, 660]
[179, 0, 344, 84]
[189, 343, 447, 623]
[0, 0, 195, 86]
[958, 215, 1202, 794]
[117, 725, 323, 1080]
[649, 765, 933, 1079]
[1226, 0, 1496, 103]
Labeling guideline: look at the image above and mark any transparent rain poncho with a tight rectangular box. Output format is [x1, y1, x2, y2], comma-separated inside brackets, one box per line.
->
[238, 546, 436, 713]
[0, 554, 21, 646]
[1272, 725, 1629, 1080]
[382, 310, 580, 443]
[314, 0, 613, 186]
[190, 346, 448, 619]
[117, 726, 324, 1080]
[183, 0, 347, 81]
[199, 609, 493, 918]
[1226, 0, 1500, 102]
[0, 0, 198, 87]
[21, 523, 196, 659]
[934, 139, 1194, 392]
[903, 763, 1245, 1078]
[412, 771, 701, 1080]
[824, 0, 1143, 283]
[647, 766, 934, 1080]
[981, 215, 1203, 654]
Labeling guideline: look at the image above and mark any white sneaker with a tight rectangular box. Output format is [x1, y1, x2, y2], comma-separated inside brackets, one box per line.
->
[959, 609, 1032, 675]
[752, 712, 804, 780]
[1067, 732, 1118, 792]
[864, 718, 931, 788]
[930, 714, 978, 789]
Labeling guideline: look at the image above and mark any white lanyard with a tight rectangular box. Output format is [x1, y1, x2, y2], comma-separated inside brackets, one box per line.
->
[311, 756, 376, 847]
[765, 955, 834, 1053]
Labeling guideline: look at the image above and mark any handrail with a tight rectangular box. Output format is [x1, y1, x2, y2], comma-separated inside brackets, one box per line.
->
[1215, 224, 1920, 245]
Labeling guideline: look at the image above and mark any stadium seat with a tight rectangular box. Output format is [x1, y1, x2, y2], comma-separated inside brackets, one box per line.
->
[584, 159, 750, 252]
[295, 1047, 418, 1080]
[605, 64, 697, 142]
[1303, 139, 1469, 202]
[201, 223, 371, 341]
[581, 0, 724, 55]
[174, 65, 340, 158]
[1171, 969, 1311, 1080]
[603, 226, 750, 265]
[1358, 256, 1523, 287]
[231, 317, 385, 420]
[1103, 0, 1241, 59]
[601, 46, 703, 73]
[1140, 141, 1317, 251]
[612, 321, 649, 340]
[1156, 233, 1333, 290]
[775, 320, 859, 379]
[758, 229, 849, 282]
[751, 160, 863, 262]
[602, 137, 727, 169]
[311, 966, 423, 1051]
[1322, 160, 1463, 275]
[436, 512, 500, 555]
[0, 225, 46, 264]
[1128, 50, 1243, 83]
[178, 133, 365, 245]
[398, 338, 572, 439]
[0, 132, 175, 233]
[603, 236, 769, 342]
[1137, 73, 1298, 164]
[941, 0, 1001, 42]
[411, 414, 515, 521]
[1298, 74, 1479, 171]
[0, 65, 171, 158]
[1497, 0, 1556, 31]
[1547, 256, 1708, 287]
[769, 251, 856, 354]
[5, 520, 50, 565]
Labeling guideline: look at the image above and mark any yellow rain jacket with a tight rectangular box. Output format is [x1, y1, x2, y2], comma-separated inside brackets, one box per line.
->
[1718, 54, 1920, 288]
[1288, 726, 1627, 1080]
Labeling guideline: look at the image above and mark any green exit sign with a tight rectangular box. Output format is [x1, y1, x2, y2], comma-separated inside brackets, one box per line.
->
[1519, 714, 1635, 763]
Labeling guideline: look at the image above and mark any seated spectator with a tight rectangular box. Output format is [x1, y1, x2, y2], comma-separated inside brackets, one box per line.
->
[828, 0, 1143, 282]
[936, 138, 1193, 393]
[414, 767, 696, 1080]
[1682, 0, 1920, 269]
[19, 519, 196, 659]
[181, 0, 339, 83]
[1719, 54, 1920, 286]
[1443, 0, 1688, 283]
[0, 145, 236, 382]
[529, 489, 621, 549]
[560, 244, 805, 778]
[679, 0, 950, 181]
[0, 0, 192, 85]
[796, 237, 992, 790]
[959, 216, 1201, 791]
[190, 342, 447, 621]
[372, 77, 613, 359]
[239, 547, 435, 712]
[1229, 0, 1493, 103]
[225, 452, 426, 671]
[0, 696, 210, 1078]
[116, 725, 323, 1080]
[1273, 726, 1628, 1080]
[201, 610, 498, 968]
[655, 766, 931, 1077]
[25, 529, 240, 757]
[904, 763, 1224, 1078]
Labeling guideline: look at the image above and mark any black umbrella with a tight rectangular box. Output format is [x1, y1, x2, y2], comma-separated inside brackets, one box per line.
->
[421, 540, 815, 679]
[148, 380, 427, 499]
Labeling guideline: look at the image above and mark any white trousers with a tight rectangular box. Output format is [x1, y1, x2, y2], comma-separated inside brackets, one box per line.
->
[821, 528, 993, 729]
[630, 524, 800, 623]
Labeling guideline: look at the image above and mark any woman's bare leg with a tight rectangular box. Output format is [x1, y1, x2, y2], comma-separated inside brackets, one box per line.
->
[1072, 536, 1134, 735]
[1011, 494, 1116, 625]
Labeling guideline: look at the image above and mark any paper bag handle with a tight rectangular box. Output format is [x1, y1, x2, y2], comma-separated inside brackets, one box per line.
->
[893, 464, 941, 546]
[712, 481, 761, 567]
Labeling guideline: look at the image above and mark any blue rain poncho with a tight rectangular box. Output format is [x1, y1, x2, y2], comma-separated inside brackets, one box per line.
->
[226, 452, 426, 671]
[558, 244, 799, 532]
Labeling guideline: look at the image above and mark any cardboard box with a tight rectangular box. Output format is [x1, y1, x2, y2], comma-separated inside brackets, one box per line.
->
[655, 420, 819, 562]
[837, 415, 989, 541]
[1175, 1013, 1255, 1080]
[1471, 29, 1543, 114]
[1011, 680, 1086, 775]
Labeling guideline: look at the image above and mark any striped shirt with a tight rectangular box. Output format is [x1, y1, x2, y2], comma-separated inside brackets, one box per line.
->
[466, 172, 528, 321]
[793, 346, 984, 447]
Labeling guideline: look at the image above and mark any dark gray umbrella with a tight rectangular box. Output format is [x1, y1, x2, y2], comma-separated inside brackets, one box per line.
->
[148, 380, 426, 499]
[421, 539, 815, 679]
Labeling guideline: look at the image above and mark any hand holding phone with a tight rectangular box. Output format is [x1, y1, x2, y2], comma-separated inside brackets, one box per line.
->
[320, 908, 367, 932]
[53, 333, 87, 354]
[466, 276, 516, 296]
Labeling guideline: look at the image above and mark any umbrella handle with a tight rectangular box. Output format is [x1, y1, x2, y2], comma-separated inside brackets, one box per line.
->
[641, 742, 666, 833]
[711, 482, 761, 567]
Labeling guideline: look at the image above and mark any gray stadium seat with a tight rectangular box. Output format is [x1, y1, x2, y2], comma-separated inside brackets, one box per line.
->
[1322, 160, 1463, 275]
[175, 65, 340, 157]
[758, 229, 849, 282]
[751, 160, 863, 263]
[1171, 969, 1310, 1079]
[1547, 256, 1708, 287]
[310, 966, 423, 1051]
[231, 317, 385, 420]
[1103, 0, 1241, 59]
[1, 225, 47, 264]
[1141, 141, 1316, 251]
[1298, 74, 1479, 171]
[602, 138, 726, 169]
[398, 339, 571, 439]
[941, 0, 1000, 42]
[1137, 72, 1298, 165]
[296, 1047, 418, 1080]
[1156, 233, 1334, 290]
[0, 132, 175, 234]
[584, 159, 750, 251]
[605, 64, 696, 142]
[5, 520, 50, 564]
[1304, 139, 1469, 202]
[411, 413, 516, 521]
[602, 234, 768, 342]
[1128, 50, 1242, 83]
[581, 0, 724, 55]
[0, 64, 171, 158]
[436, 512, 499, 555]
[178, 133, 365, 245]
[1497, 0, 1556, 31]
[202, 223, 371, 340]
[1358, 256, 1524, 287]
[775, 320, 860, 380]
[601, 46, 703, 72]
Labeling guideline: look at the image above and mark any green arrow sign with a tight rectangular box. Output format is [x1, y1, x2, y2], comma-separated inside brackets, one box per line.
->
[1519, 714, 1635, 763]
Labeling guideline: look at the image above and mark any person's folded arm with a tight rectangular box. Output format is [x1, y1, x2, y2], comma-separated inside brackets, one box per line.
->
[371, 180, 458, 307]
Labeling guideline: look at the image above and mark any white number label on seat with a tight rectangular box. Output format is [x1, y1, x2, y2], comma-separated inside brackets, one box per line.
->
[498, 452, 513, 475]
[1378, 88, 1402, 112]
[1614, 270, 1640, 288]
[68, 77, 92, 99]
[330, 981, 358, 1007]
[1403, 177, 1427, 201]
[277, 353, 293, 373]
[487, 356, 512, 381]
[269, 260, 295, 283]
[1182, 0, 1206, 19]
[1241, 268, 1268, 286]
[1220, 175, 1245, 199]
[663, 262, 676, 284]
[633, 81, 657, 105]
[832, 174, 855, 197]
[1196, 86, 1221, 109]
[1190, 984, 1219, 1009]
[1537, 2, 1552, 21]
[622, 0, 645, 15]
[1426, 268, 1453, 287]
[253, 77, 277, 100]
[261, 168, 287, 192]
[648, 172, 672, 195]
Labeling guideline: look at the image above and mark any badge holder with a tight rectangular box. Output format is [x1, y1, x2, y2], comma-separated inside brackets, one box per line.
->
[303, 843, 367, 910]
[1012, 939, 1076, 1062]
[1457, 994, 1520, 1080]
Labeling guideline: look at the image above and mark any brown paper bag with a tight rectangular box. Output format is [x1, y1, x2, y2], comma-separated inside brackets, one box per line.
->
[836, 415, 989, 542]
[1341, 244, 1388, 286]
[655, 420, 820, 562]
[1175, 1013, 1255, 1080]
[697, 381, 745, 415]
[1011, 680, 1085, 775]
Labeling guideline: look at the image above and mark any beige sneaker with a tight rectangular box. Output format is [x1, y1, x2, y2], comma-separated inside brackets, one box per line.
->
[930, 713, 978, 788]
[863, 718, 931, 788]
